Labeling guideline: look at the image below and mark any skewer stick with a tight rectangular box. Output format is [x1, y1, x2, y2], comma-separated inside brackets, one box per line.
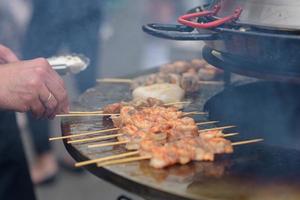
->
[88, 140, 129, 148]
[198, 81, 223, 85]
[183, 111, 207, 116]
[96, 78, 133, 83]
[164, 101, 191, 106]
[97, 78, 223, 85]
[223, 132, 239, 138]
[232, 138, 264, 146]
[70, 125, 235, 144]
[56, 113, 120, 117]
[63, 110, 204, 117]
[198, 125, 236, 133]
[98, 138, 264, 167]
[196, 121, 219, 126]
[50, 119, 217, 142]
[75, 151, 139, 167]
[68, 111, 103, 114]
[98, 156, 151, 167]
[49, 127, 120, 141]
[57, 101, 195, 116]
[89, 132, 239, 149]
[67, 133, 123, 144]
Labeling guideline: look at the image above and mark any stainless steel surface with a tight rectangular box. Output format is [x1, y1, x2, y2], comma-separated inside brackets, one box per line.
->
[210, 0, 300, 30]
[48, 54, 90, 75]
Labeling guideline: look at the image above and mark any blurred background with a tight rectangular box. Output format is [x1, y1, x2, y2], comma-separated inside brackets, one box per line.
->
[0, 0, 208, 199]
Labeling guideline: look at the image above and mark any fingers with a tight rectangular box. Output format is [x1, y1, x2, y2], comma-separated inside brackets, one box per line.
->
[42, 62, 69, 114]
[30, 98, 46, 119]
[39, 84, 59, 119]
[0, 44, 19, 64]
[19, 58, 69, 117]
[34, 58, 69, 114]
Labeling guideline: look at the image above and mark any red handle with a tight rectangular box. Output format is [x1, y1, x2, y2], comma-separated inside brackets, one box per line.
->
[178, 5, 242, 29]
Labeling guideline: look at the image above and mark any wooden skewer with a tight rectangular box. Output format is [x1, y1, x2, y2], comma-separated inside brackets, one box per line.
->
[196, 121, 219, 126]
[89, 132, 239, 149]
[56, 113, 120, 117]
[61, 110, 206, 117]
[79, 133, 242, 167]
[98, 138, 264, 167]
[164, 101, 191, 106]
[49, 119, 217, 141]
[68, 110, 103, 114]
[57, 101, 197, 116]
[198, 80, 223, 85]
[97, 78, 223, 85]
[49, 127, 120, 141]
[75, 151, 139, 167]
[96, 78, 133, 83]
[67, 133, 123, 144]
[232, 138, 264, 146]
[98, 155, 151, 167]
[183, 111, 207, 116]
[223, 132, 239, 138]
[88, 140, 129, 148]
[69, 125, 234, 144]
[198, 125, 236, 133]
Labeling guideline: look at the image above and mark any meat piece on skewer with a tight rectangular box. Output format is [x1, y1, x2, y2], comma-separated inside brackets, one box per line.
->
[102, 97, 165, 114]
[115, 105, 183, 128]
[131, 73, 182, 89]
[160, 61, 191, 74]
[131, 73, 200, 93]
[102, 102, 124, 114]
[103, 103, 234, 168]
[165, 117, 198, 141]
[198, 63, 223, 81]
[200, 130, 224, 140]
[98, 59, 224, 94]
[116, 117, 198, 150]
[180, 72, 200, 92]
[208, 138, 233, 154]
[139, 136, 233, 169]
[112, 105, 199, 150]
[190, 59, 207, 71]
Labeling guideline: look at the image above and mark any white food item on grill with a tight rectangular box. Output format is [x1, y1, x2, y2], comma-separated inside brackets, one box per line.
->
[132, 83, 185, 104]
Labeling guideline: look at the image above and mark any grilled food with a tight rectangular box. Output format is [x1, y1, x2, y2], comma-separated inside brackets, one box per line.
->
[102, 98, 165, 114]
[140, 137, 233, 168]
[130, 59, 222, 93]
[132, 83, 185, 104]
[107, 105, 234, 168]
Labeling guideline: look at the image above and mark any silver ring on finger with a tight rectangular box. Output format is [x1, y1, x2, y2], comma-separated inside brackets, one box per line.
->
[47, 92, 53, 102]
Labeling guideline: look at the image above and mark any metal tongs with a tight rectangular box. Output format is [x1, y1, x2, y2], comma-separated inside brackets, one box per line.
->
[47, 54, 90, 76]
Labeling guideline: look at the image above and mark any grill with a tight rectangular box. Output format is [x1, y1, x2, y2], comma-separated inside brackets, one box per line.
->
[62, 70, 300, 199]
[62, 2, 300, 199]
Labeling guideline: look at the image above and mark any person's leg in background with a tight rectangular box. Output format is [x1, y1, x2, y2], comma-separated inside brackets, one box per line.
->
[26, 115, 58, 184]
[0, 111, 36, 200]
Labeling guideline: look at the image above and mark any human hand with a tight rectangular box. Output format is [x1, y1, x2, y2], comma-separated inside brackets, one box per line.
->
[0, 58, 69, 119]
[0, 44, 19, 64]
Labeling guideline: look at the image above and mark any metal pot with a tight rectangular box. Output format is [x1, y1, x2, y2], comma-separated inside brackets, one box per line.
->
[143, 22, 300, 68]
[142, 3, 300, 74]
[210, 0, 300, 31]
[179, 0, 300, 31]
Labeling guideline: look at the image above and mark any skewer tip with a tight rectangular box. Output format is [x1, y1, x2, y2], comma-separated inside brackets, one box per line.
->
[232, 138, 264, 146]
